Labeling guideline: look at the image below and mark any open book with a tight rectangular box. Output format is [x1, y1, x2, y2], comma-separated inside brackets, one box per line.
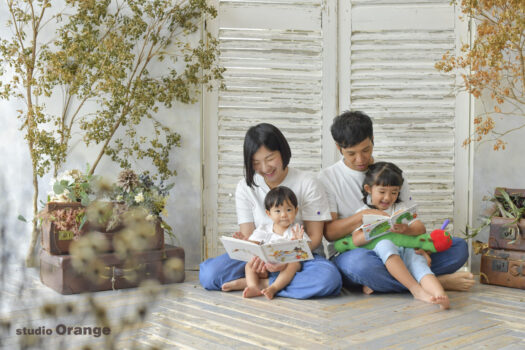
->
[220, 236, 313, 264]
[361, 205, 418, 241]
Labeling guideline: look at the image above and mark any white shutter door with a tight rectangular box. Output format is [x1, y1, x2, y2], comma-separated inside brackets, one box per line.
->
[343, 0, 464, 231]
[204, 0, 336, 258]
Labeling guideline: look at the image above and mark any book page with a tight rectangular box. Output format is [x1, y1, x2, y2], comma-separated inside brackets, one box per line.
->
[220, 236, 266, 262]
[262, 239, 313, 264]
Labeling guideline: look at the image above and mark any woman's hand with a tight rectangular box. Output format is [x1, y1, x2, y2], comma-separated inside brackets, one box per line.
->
[291, 223, 304, 240]
[250, 256, 267, 273]
[265, 262, 286, 272]
[233, 231, 248, 240]
[390, 223, 409, 234]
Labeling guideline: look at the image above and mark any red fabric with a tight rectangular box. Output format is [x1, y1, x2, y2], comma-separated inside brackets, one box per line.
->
[431, 229, 453, 252]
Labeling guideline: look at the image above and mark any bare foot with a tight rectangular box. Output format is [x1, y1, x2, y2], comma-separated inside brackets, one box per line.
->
[243, 286, 263, 298]
[438, 272, 475, 291]
[362, 285, 374, 295]
[410, 286, 434, 304]
[221, 278, 246, 292]
[261, 286, 278, 300]
[431, 294, 450, 310]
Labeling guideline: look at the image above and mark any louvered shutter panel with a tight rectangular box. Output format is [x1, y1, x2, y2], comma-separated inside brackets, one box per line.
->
[347, 0, 459, 231]
[205, 0, 331, 258]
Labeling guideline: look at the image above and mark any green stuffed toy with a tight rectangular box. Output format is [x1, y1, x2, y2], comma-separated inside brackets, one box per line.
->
[334, 220, 453, 254]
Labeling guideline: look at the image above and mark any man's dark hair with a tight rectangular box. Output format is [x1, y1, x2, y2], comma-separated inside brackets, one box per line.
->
[264, 186, 298, 211]
[243, 123, 291, 188]
[330, 110, 373, 148]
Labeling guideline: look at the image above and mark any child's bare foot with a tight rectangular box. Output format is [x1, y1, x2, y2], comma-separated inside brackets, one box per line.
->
[242, 286, 263, 298]
[431, 294, 450, 310]
[410, 287, 434, 304]
[362, 285, 374, 295]
[438, 272, 475, 291]
[221, 278, 246, 292]
[261, 286, 278, 300]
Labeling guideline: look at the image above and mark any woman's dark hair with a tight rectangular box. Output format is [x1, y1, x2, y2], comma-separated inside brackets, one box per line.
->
[243, 123, 291, 188]
[264, 186, 298, 211]
[362, 162, 404, 208]
[331, 110, 373, 148]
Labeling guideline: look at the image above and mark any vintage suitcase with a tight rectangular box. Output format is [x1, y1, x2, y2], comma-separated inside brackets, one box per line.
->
[480, 248, 525, 289]
[40, 244, 185, 294]
[41, 202, 164, 255]
[488, 217, 525, 252]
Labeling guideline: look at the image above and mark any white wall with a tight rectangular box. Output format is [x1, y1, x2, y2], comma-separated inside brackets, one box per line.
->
[0, 3, 203, 270]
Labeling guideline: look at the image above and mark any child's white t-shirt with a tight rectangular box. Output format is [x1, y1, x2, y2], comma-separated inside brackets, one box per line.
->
[236, 167, 332, 228]
[249, 223, 312, 244]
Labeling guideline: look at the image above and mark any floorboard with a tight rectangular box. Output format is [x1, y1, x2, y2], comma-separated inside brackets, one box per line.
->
[1, 266, 524, 349]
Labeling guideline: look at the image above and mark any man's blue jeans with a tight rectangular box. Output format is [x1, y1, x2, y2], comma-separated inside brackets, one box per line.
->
[333, 237, 469, 292]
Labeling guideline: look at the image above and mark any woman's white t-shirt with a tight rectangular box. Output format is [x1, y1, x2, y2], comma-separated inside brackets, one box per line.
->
[235, 167, 332, 228]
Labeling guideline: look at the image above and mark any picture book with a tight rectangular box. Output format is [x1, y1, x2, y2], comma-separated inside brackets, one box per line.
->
[361, 205, 418, 241]
[220, 236, 313, 264]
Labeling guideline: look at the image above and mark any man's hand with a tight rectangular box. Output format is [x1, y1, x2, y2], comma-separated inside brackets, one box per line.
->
[360, 208, 389, 217]
[265, 262, 287, 273]
[415, 249, 432, 266]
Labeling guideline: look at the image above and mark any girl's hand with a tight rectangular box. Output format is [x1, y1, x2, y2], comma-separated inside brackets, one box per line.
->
[250, 256, 267, 273]
[233, 231, 247, 240]
[415, 249, 432, 266]
[291, 223, 304, 240]
[265, 262, 286, 272]
[390, 223, 409, 234]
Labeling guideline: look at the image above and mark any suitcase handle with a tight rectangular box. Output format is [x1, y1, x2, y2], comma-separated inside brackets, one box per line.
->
[99, 264, 147, 290]
[510, 263, 523, 277]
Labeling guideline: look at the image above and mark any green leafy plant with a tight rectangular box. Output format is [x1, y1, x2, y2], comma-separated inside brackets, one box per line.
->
[463, 188, 525, 239]
[0, 0, 223, 265]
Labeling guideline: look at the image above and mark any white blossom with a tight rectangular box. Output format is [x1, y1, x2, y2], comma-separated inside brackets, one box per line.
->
[134, 192, 144, 203]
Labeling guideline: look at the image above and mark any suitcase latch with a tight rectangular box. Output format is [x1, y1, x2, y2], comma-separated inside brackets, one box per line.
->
[492, 259, 508, 272]
[510, 263, 523, 277]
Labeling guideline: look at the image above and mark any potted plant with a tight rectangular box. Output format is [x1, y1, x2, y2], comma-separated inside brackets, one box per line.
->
[0, 0, 223, 265]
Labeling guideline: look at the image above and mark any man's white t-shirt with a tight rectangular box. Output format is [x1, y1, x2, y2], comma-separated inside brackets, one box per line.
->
[236, 167, 332, 228]
[249, 223, 312, 244]
[318, 158, 414, 256]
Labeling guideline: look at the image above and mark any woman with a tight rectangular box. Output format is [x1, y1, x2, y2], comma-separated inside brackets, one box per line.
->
[199, 123, 342, 299]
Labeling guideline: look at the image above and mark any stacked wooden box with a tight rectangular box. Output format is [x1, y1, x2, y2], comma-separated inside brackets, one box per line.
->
[480, 188, 525, 289]
[39, 202, 184, 294]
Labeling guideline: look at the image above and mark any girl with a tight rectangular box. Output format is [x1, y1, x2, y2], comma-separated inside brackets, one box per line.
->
[352, 162, 449, 309]
[199, 123, 342, 299]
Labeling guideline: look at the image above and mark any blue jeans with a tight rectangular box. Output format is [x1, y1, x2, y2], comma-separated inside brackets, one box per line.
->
[333, 237, 468, 292]
[199, 253, 342, 299]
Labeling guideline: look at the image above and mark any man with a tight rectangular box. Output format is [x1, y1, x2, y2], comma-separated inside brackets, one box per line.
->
[318, 110, 474, 292]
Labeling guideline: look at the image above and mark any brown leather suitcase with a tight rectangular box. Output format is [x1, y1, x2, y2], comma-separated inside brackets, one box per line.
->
[480, 248, 525, 289]
[488, 217, 525, 252]
[41, 202, 164, 255]
[40, 245, 184, 294]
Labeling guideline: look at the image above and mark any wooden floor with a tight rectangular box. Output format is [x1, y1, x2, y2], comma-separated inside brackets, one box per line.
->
[1, 267, 525, 349]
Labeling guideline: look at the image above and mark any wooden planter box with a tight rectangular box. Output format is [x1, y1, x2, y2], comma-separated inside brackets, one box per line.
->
[40, 244, 185, 294]
[488, 217, 525, 251]
[41, 202, 164, 255]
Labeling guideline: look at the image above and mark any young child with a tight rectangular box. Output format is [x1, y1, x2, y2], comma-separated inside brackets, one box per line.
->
[222, 186, 308, 300]
[352, 162, 450, 309]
